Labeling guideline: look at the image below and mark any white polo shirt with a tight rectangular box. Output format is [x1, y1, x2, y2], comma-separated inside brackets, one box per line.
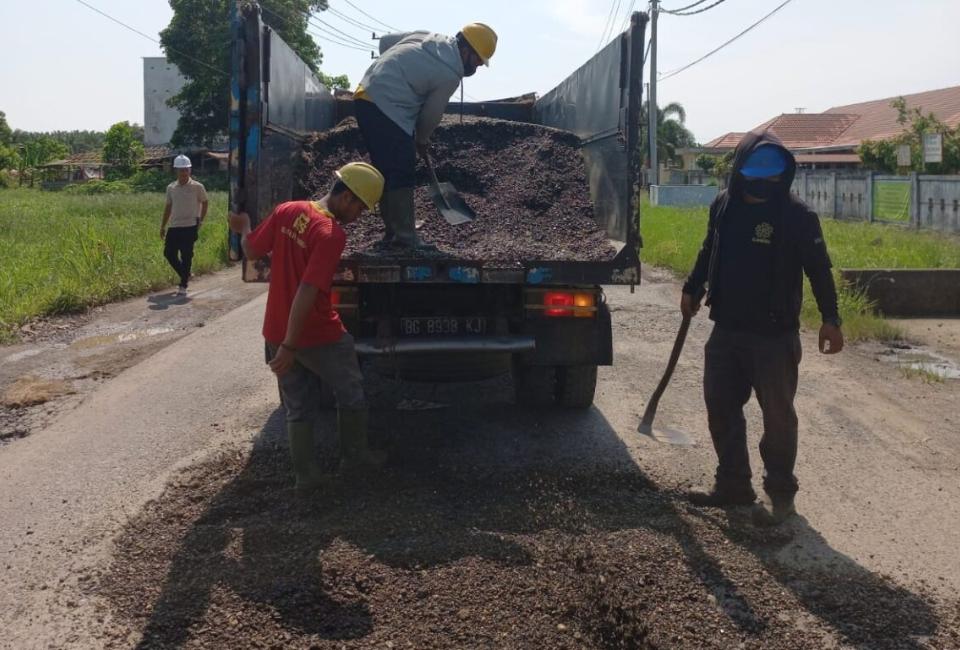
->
[165, 178, 208, 228]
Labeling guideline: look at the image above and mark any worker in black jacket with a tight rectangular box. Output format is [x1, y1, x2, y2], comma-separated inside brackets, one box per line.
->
[682, 130, 844, 526]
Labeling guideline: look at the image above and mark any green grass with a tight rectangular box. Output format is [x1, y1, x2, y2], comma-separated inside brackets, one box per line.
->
[0, 189, 230, 342]
[639, 197, 960, 342]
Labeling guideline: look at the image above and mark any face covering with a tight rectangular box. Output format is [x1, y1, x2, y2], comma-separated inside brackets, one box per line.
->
[742, 177, 780, 201]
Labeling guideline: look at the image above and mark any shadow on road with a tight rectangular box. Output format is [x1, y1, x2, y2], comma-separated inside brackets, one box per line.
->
[98, 377, 944, 649]
[147, 293, 190, 311]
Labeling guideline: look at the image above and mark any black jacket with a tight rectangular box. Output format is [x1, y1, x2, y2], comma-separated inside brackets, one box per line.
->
[682, 130, 840, 331]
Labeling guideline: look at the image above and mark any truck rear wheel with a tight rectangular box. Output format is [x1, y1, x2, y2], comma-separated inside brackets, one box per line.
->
[513, 363, 557, 407]
[556, 365, 598, 409]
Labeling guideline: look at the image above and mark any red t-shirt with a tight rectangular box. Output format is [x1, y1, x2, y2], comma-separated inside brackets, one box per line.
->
[246, 201, 347, 347]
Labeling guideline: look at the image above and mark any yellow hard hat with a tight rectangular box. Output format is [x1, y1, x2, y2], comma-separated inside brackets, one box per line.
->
[461, 23, 497, 65]
[335, 162, 384, 210]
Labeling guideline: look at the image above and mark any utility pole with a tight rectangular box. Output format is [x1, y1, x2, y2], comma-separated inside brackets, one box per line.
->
[648, 0, 659, 187]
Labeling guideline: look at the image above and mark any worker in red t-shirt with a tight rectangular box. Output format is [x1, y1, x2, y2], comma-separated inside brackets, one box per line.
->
[228, 162, 385, 490]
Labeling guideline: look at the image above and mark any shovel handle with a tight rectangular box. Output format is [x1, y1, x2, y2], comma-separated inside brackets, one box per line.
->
[425, 156, 453, 210]
[638, 314, 692, 432]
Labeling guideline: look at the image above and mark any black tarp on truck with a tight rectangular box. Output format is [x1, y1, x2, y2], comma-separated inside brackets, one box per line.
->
[229, 3, 648, 408]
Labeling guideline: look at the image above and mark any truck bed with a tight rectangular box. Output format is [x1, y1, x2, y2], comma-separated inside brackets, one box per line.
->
[300, 116, 617, 264]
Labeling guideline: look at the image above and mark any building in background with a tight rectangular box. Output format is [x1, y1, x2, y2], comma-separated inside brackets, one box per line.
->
[143, 57, 186, 147]
[702, 85, 960, 170]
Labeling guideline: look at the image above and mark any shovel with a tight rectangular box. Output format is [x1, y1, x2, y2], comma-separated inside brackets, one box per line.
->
[637, 313, 696, 446]
[425, 156, 475, 225]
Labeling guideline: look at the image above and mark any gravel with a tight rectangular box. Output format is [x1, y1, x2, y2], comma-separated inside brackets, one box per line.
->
[93, 423, 957, 649]
[300, 116, 618, 263]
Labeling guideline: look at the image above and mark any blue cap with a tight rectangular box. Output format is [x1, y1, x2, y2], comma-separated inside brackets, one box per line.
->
[740, 145, 788, 178]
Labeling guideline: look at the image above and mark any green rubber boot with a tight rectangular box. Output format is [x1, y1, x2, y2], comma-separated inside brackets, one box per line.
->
[287, 420, 329, 491]
[381, 188, 438, 252]
[338, 408, 386, 473]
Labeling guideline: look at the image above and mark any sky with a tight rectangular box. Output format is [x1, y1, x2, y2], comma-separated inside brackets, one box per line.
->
[1, 0, 958, 144]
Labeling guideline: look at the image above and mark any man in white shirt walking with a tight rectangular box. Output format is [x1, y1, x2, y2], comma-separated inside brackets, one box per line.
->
[161, 154, 208, 296]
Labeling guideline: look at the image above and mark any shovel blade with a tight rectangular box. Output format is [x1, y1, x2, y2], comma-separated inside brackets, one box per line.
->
[428, 182, 476, 225]
[638, 423, 697, 447]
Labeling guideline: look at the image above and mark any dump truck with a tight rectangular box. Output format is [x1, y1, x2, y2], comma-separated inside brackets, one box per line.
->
[229, 3, 648, 408]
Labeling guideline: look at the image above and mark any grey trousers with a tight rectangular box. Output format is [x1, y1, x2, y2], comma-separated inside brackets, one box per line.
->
[266, 333, 366, 422]
[703, 326, 801, 496]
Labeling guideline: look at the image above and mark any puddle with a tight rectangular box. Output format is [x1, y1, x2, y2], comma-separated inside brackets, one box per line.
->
[877, 343, 960, 380]
[70, 327, 175, 350]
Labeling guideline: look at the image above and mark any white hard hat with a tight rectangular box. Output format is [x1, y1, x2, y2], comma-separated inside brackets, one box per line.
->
[173, 154, 192, 169]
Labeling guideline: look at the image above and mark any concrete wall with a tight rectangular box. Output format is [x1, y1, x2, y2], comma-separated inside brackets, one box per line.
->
[793, 171, 960, 233]
[650, 184, 719, 206]
[841, 269, 960, 317]
[143, 57, 186, 146]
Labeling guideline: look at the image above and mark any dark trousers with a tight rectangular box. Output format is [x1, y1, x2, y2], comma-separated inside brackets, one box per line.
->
[353, 99, 416, 190]
[703, 326, 801, 496]
[163, 225, 198, 288]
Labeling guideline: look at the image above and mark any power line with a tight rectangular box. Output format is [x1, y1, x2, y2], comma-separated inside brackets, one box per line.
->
[661, 0, 727, 16]
[261, 5, 371, 52]
[309, 15, 374, 48]
[659, 0, 709, 14]
[659, 0, 796, 81]
[619, 0, 638, 32]
[72, 0, 227, 77]
[262, 4, 371, 49]
[327, 6, 381, 34]
[340, 0, 400, 33]
[596, 0, 623, 52]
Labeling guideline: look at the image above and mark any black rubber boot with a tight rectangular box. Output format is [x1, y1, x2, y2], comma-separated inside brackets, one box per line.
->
[338, 409, 386, 473]
[752, 492, 797, 526]
[688, 483, 757, 507]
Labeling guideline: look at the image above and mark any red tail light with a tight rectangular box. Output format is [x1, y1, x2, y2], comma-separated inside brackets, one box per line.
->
[544, 291, 575, 317]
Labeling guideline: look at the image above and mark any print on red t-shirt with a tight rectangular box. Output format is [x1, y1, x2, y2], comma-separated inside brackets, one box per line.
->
[246, 201, 347, 347]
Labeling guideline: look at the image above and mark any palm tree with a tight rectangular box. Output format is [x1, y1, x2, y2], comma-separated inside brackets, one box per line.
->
[640, 100, 697, 171]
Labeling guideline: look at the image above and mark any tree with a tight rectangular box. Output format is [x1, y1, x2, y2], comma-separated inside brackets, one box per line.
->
[0, 111, 17, 173]
[640, 101, 697, 169]
[0, 111, 11, 146]
[695, 153, 716, 174]
[16, 137, 68, 187]
[160, 0, 347, 147]
[857, 97, 960, 174]
[318, 72, 350, 90]
[103, 121, 146, 179]
[713, 150, 736, 181]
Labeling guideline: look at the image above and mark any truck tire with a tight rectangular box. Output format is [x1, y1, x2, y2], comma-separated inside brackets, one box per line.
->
[556, 365, 598, 409]
[514, 363, 557, 407]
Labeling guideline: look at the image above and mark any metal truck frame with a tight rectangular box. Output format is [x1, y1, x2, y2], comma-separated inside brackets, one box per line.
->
[229, 3, 648, 408]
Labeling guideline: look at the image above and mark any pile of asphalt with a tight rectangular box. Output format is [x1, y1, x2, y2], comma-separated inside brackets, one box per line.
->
[93, 395, 956, 648]
[300, 116, 617, 263]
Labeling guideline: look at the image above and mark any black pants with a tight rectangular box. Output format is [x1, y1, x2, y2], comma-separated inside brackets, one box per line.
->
[703, 326, 801, 497]
[163, 225, 198, 288]
[354, 98, 416, 191]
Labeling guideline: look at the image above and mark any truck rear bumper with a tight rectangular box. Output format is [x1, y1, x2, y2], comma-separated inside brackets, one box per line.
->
[355, 335, 536, 356]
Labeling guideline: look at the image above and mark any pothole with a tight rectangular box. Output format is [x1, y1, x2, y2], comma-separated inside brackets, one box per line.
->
[877, 343, 960, 380]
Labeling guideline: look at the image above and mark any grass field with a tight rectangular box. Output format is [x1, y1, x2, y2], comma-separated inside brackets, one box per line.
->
[639, 197, 960, 342]
[0, 189, 230, 342]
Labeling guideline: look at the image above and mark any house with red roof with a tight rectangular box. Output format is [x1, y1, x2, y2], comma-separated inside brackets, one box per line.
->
[698, 85, 960, 170]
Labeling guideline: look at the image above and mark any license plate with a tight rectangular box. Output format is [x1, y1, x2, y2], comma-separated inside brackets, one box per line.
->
[399, 317, 487, 336]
